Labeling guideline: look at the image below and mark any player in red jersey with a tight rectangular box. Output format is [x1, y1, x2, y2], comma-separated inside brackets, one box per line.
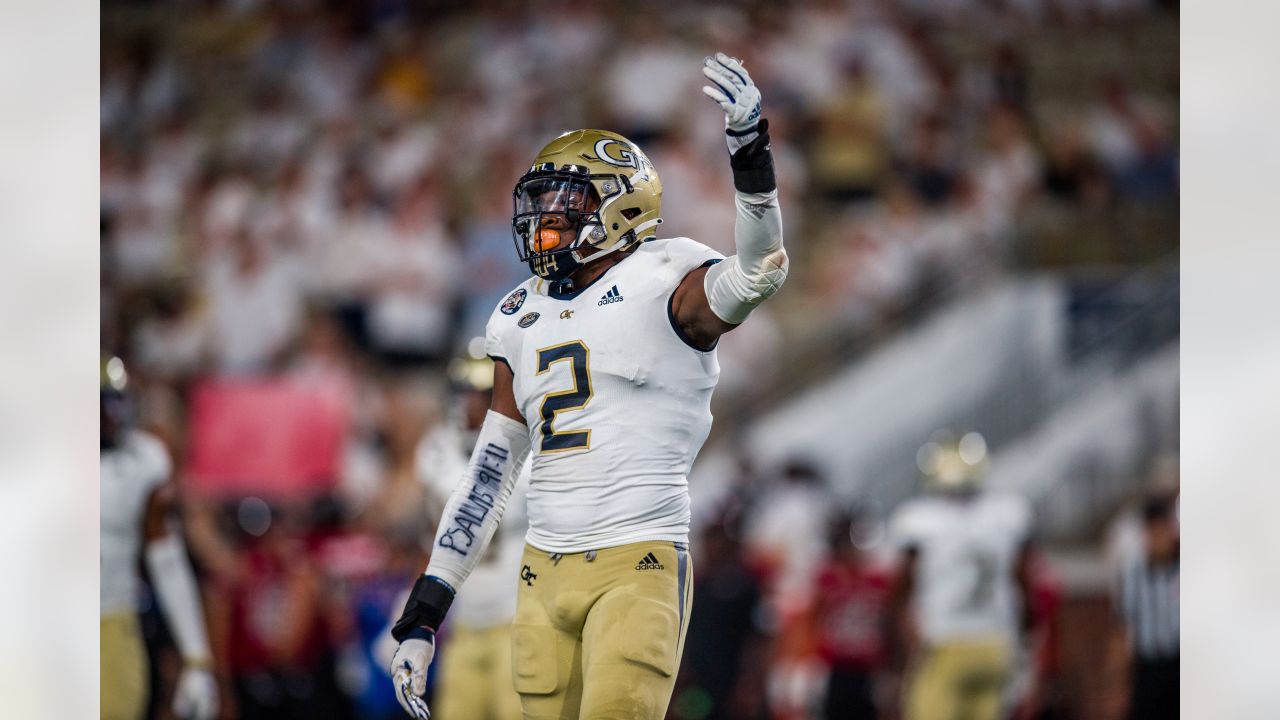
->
[810, 510, 891, 720]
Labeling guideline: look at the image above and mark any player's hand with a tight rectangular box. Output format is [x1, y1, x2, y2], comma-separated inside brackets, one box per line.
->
[701, 52, 762, 132]
[172, 665, 218, 720]
[390, 630, 435, 719]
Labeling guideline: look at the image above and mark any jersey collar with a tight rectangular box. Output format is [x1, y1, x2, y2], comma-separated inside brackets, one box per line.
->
[546, 251, 630, 300]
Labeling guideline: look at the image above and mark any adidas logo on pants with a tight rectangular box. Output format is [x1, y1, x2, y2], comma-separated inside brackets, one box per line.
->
[635, 552, 665, 570]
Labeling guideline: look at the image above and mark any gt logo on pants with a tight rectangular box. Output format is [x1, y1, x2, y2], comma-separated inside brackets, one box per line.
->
[520, 565, 537, 586]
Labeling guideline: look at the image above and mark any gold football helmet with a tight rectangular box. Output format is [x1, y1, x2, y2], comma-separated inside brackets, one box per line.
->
[512, 130, 663, 281]
[917, 430, 990, 494]
[101, 353, 131, 448]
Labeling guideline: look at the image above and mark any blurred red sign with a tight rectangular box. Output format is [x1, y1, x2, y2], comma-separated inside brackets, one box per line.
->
[186, 378, 350, 498]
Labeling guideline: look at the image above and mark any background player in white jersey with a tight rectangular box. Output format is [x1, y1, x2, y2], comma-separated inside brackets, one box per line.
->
[886, 432, 1034, 720]
[100, 356, 218, 720]
[386, 52, 788, 719]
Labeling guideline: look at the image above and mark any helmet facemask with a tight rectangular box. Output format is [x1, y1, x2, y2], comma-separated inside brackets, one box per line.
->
[512, 165, 638, 282]
[512, 131, 664, 282]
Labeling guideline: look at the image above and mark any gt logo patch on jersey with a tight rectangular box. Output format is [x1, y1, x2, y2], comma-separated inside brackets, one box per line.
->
[501, 288, 527, 315]
[518, 312, 541, 328]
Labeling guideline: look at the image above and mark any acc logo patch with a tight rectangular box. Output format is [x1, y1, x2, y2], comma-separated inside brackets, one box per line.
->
[518, 312, 541, 328]
[501, 288, 527, 315]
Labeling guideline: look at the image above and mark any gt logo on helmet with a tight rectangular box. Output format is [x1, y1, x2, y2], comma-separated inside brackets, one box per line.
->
[589, 139, 639, 169]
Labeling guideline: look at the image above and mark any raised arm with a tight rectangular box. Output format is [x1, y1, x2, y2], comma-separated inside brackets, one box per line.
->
[672, 53, 789, 350]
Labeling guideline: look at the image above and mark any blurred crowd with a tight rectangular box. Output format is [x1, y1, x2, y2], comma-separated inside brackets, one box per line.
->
[101, 0, 1178, 718]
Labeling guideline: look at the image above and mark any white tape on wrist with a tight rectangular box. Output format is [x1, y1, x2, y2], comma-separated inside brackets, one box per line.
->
[424, 410, 531, 590]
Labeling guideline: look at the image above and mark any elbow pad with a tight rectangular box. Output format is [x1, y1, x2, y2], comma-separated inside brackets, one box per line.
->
[704, 190, 788, 324]
[424, 410, 531, 593]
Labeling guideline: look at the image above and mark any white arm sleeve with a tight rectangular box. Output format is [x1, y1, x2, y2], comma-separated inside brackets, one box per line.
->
[703, 189, 788, 324]
[423, 410, 531, 591]
[145, 534, 213, 664]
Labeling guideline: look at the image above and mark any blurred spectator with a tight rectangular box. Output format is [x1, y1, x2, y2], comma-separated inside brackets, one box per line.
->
[372, 26, 433, 114]
[808, 58, 888, 205]
[1115, 121, 1178, 202]
[345, 529, 426, 720]
[215, 504, 352, 720]
[203, 229, 303, 375]
[456, 150, 534, 343]
[970, 104, 1041, 239]
[1041, 120, 1111, 206]
[365, 173, 459, 365]
[603, 22, 699, 144]
[1014, 553, 1065, 720]
[131, 278, 207, 383]
[743, 459, 837, 610]
[675, 511, 770, 720]
[361, 378, 437, 534]
[989, 43, 1031, 115]
[899, 114, 959, 207]
[1085, 77, 1160, 177]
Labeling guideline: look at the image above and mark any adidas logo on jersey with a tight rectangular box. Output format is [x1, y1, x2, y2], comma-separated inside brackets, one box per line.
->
[635, 552, 664, 571]
[598, 285, 624, 306]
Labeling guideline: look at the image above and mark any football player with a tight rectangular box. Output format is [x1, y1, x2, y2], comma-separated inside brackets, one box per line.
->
[886, 432, 1034, 720]
[387, 52, 788, 720]
[100, 355, 218, 720]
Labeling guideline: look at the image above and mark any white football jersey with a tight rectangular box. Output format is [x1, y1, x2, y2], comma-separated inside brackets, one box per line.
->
[100, 430, 171, 615]
[485, 237, 723, 553]
[888, 491, 1031, 645]
[417, 419, 530, 628]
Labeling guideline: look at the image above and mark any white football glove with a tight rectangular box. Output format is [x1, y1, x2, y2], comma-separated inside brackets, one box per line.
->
[172, 666, 218, 720]
[701, 52, 763, 132]
[390, 632, 435, 719]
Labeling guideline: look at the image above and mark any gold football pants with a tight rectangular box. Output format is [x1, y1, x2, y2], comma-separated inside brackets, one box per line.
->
[436, 623, 523, 720]
[905, 638, 1011, 720]
[100, 613, 148, 720]
[510, 541, 693, 720]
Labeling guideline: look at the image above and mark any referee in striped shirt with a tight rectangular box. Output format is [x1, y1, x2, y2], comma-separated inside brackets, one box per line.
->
[1110, 493, 1179, 720]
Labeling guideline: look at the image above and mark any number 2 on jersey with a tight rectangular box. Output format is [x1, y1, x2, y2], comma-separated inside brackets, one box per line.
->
[535, 340, 593, 453]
